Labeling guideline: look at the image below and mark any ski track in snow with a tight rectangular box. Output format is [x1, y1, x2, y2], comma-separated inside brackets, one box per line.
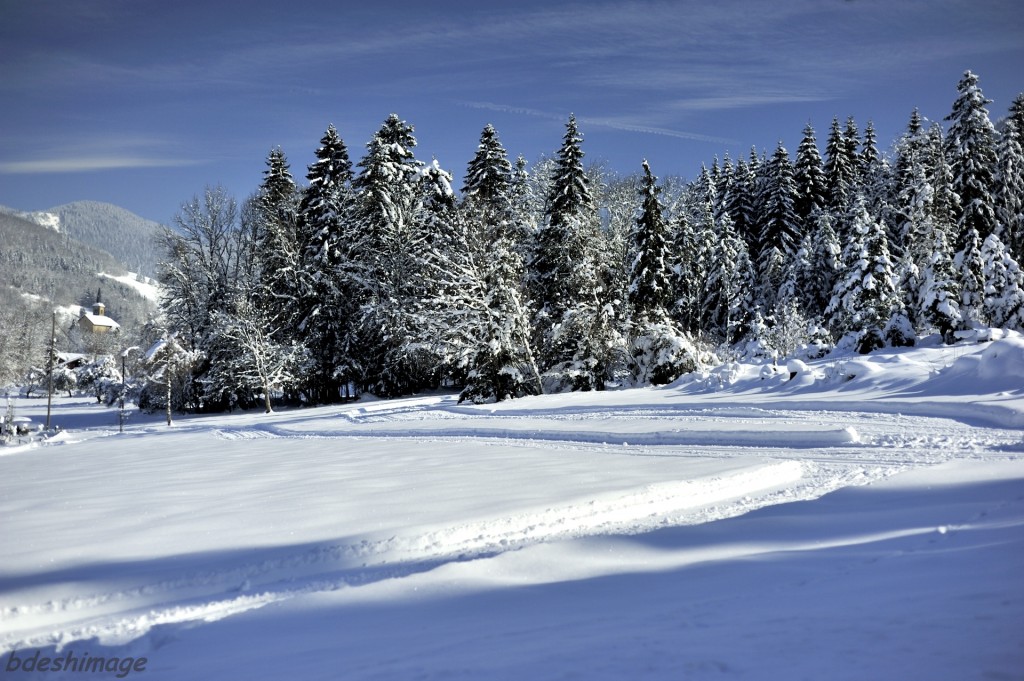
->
[2, 394, 1021, 656]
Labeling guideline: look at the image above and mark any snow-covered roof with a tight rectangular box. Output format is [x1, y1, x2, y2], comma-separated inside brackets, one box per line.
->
[81, 313, 120, 329]
[56, 352, 88, 364]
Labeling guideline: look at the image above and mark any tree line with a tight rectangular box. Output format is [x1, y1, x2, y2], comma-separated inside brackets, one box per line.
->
[150, 70, 1024, 412]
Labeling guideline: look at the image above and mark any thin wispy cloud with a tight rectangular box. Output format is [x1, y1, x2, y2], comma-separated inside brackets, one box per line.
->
[0, 156, 202, 174]
[0, 133, 204, 175]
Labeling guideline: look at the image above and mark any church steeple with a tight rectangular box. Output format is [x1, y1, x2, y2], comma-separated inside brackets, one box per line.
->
[92, 287, 105, 317]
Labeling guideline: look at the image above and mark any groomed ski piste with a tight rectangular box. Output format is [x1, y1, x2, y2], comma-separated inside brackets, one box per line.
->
[2, 333, 1023, 680]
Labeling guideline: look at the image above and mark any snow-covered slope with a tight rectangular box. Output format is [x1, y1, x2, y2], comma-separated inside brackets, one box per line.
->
[97, 271, 161, 302]
[1, 336, 1022, 680]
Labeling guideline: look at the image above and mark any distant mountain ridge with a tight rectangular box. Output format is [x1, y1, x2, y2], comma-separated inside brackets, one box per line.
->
[0, 201, 166, 277]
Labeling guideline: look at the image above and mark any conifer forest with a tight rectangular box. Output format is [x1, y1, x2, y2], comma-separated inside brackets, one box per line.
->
[152, 71, 1024, 412]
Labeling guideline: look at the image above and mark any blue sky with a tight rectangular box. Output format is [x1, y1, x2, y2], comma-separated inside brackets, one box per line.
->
[1, 0, 1022, 224]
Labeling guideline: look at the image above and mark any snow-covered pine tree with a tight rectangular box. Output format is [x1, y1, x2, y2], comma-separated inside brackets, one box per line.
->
[980, 233, 1024, 330]
[995, 93, 1024, 264]
[826, 198, 900, 352]
[793, 123, 827, 235]
[757, 141, 801, 300]
[925, 123, 960, 251]
[296, 124, 356, 403]
[253, 147, 302, 342]
[843, 116, 862, 190]
[890, 109, 927, 252]
[704, 211, 755, 345]
[722, 158, 754, 260]
[531, 115, 621, 391]
[463, 124, 513, 243]
[415, 159, 485, 387]
[628, 160, 672, 323]
[859, 121, 880, 187]
[792, 210, 841, 319]
[824, 117, 856, 240]
[895, 135, 936, 327]
[954, 225, 986, 328]
[717, 153, 735, 216]
[349, 113, 427, 396]
[668, 206, 701, 334]
[459, 233, 542, 402]
[918, 214, 961, 342]
[453, 123, 542, 400]
[945, 70, 1000, 251]
[858, 121, 893, 232]
[626, 161, 697, 384]
[507, 154, 537, 258]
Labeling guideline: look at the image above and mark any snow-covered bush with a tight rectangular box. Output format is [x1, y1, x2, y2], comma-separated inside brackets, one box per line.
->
[51, 365, 78, 397]
[884, 311, 916, 348]
[629, 321, 700, 385]
[76, 355, 121, 403]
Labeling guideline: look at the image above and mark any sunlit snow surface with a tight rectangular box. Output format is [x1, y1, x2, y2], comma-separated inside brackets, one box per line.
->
[2, 334, 1023, 680]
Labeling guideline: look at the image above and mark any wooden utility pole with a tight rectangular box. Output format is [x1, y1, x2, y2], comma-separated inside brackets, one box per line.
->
[166, 361, 172, 427]
[45, 311, 56, 430]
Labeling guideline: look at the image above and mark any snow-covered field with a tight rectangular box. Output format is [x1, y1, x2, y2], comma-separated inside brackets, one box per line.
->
[2, 335, 1023, 680]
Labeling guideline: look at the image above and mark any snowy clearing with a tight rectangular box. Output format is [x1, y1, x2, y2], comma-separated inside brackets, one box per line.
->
[96, 272, 161, 303]
[1, 335, 1023, 680]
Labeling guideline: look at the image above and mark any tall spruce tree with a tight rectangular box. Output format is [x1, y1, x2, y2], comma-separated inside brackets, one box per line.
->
[628, 160, 672, 323]
[253, 148, 301, 341]
[795, 211, 842, 319]
[350, 114, 427, 396]
[891, 109, 929, 253]
[532, 115, 620, 391]
[626, 161, 696, 384]
[824, 117, 856, 229]
[463, 123, 514, 244]
[793, 123, 827, 233]
[946, 70, 1000, 251]
[669, 207, 701, 334]
[758, 141, 801, 292]
[296, 124, 355, 402]
[826, 198, 899, 352]
[704, 212, 755, 344]
[995, 94, 1024, 264]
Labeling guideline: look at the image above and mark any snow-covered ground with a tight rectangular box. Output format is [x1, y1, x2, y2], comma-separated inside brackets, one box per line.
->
[2, 335, 1023, 680]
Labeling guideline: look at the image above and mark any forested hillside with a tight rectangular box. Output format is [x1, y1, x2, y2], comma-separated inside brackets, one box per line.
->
[0, 211, 158, 385]
[50, 201, 165, 277]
